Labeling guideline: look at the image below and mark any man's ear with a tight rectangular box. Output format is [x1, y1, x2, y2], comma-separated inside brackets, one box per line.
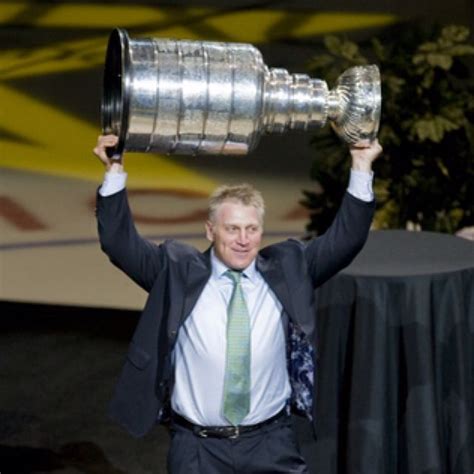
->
[205, 220, 214, 243]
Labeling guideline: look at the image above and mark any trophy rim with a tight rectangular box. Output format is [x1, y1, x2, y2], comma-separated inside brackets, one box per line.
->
[101, 28, 131, 157]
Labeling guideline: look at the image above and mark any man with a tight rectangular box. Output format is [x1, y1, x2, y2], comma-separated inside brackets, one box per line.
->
[93, 134, 382, 473]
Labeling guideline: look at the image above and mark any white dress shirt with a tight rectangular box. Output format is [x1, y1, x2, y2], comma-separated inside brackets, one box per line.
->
[172, 250, 291, 425]
[99, 168, 374, 426]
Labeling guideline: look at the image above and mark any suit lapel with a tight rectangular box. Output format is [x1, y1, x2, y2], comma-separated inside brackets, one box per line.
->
[180, 249, 212, 326]
[257, 254, 295, 323]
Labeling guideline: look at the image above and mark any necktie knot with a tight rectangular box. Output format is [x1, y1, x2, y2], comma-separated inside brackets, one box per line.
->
[226, 269, 243, 285]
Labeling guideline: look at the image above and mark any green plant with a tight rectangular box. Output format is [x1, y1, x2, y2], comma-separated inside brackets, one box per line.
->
[303, 23, 474, 235]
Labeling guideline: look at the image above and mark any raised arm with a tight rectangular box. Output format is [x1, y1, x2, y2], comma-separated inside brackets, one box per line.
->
[94, 135, 165, 292]
[304, 140, 382, 287]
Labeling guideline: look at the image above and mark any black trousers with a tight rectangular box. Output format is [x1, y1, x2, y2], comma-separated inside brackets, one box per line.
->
[167, 415, 309, 474]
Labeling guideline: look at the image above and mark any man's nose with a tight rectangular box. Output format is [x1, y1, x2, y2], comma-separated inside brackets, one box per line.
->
[237, 230, 250, 245]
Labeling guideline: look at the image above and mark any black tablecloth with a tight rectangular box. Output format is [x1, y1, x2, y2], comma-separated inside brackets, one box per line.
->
[299, 230, 474, 474]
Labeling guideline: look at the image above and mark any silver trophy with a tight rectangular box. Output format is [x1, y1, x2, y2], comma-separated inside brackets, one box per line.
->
[102, 29, 381, 156]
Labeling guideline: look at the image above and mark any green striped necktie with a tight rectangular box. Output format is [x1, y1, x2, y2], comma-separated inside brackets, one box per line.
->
[222, 270, 251, 426]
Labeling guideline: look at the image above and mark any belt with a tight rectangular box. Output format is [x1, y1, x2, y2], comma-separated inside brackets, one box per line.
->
[172, 408, 287, 439]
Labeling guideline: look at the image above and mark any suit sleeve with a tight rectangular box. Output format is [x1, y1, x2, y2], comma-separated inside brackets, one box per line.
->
[96, 188, 165, 292]
[303, 192, 375, 288]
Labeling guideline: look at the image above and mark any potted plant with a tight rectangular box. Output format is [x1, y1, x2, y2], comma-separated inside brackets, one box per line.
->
[303, 23, 474, 236]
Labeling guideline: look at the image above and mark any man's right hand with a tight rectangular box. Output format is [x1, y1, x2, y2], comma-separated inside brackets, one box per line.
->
[93, 135, 124, 173]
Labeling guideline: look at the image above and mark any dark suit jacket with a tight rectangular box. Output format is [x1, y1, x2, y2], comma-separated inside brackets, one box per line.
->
[96, 189, 375, 438]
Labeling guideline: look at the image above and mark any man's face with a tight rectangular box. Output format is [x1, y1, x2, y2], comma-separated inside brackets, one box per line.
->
[205, 200, 263, 270]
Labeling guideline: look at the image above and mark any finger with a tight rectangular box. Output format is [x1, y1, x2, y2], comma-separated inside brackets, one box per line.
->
[350, 141, 372, 150]
[99, 133, 118, 139]
[97, 135, 119, 147]
[97, 134, 118, 144]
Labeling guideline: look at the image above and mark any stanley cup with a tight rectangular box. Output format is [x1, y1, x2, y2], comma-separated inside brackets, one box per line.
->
[102, 29, 381, 156]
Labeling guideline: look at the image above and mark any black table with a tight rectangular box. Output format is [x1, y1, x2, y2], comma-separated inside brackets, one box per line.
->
[297, 230, 474, 474]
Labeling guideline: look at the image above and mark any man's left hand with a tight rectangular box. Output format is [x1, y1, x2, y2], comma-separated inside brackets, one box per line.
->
[350, 139, 383, 173]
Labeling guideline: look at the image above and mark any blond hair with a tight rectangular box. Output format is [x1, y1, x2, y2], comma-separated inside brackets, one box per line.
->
[208, 183, 265, 223]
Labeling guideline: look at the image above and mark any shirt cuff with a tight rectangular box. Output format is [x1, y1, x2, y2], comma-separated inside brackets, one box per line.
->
[99, 171, 128, 197]
[347, 169, 374, 202]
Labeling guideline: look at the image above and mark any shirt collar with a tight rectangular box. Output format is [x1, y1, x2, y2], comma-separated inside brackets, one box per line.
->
[210, 248, 258, 283]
